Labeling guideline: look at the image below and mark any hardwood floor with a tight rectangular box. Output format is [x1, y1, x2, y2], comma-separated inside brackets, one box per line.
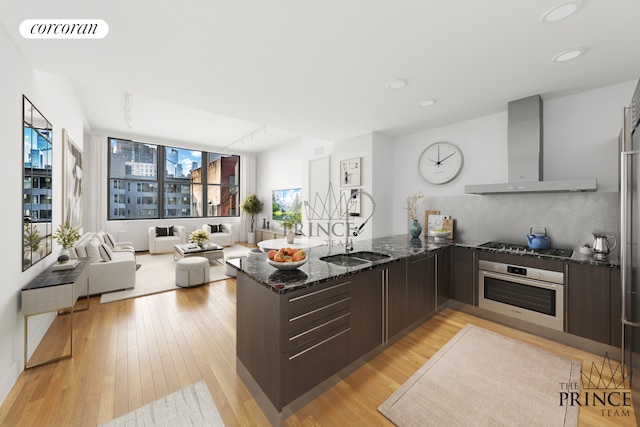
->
[0, 277, 636, 426]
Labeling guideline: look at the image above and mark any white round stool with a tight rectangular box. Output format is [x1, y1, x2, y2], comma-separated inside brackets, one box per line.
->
[176, 257, 210, 287]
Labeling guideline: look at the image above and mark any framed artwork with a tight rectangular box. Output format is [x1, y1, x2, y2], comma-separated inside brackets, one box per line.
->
[62, 129, 83, 230]
[340, 189, 360, 217]
[340, 157, 361, 187]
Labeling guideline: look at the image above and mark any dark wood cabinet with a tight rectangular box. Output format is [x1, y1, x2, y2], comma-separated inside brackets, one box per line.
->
[610, 267, 622, 347]
[566, 262, 612, 345]
[406, 253, 435, 325]
[350, 268, 383, 360]
[451, 246, 475, 305]
[436, 248, 450, 307]
[385, 261, 408, 340]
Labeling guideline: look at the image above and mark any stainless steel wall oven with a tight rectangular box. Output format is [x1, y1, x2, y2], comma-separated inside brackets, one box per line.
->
[478, 259, 564, 331]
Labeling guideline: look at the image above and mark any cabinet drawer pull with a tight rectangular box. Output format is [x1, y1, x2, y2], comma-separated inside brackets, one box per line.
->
[289, 313, 350, 341]
[288, 297, 350, 322]
[288, 281, 350, 303]
[288, 328, 350, 361]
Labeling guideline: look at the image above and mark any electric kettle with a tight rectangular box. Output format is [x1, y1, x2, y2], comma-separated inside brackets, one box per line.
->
[592, 234, 617, 261]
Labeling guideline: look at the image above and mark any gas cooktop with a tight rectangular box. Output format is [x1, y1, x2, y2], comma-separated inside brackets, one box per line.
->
[478, 241, 574, 259]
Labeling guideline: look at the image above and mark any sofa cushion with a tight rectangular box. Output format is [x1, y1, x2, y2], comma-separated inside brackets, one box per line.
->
[86, 237, 102, 263]
[103, 233, 116, 248]
[156, 226, 174, 237]
[99, 243, 114, 262]
[209, 224, 222, 233]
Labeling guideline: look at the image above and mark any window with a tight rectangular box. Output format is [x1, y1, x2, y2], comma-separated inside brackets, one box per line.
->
[107, 138, 240, 220]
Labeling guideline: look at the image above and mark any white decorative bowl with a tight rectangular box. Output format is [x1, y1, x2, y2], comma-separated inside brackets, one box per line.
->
[429, 230, 451, 242]
[266, 257, 308, 270]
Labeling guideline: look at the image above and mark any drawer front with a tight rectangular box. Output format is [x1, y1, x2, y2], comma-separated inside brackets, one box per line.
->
[22, 284, 73, 315]
[285, 297, 350, 354]
[284, 279, 350, 314]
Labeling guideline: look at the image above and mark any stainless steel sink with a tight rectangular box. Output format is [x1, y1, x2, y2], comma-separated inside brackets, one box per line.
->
[320, 251, 390, 267]
[348, 251, 391, 262]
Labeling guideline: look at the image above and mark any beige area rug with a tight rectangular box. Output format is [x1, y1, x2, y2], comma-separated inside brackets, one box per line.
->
[378, 324, 581, 427]
[100, 245, 248, 304]
[99, 380, 224, 426]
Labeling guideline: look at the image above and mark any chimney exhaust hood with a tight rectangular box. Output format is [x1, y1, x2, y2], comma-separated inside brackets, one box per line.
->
[465, 95, 596, 194]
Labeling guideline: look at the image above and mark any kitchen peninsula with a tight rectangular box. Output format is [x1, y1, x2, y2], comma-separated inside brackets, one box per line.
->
[228, 234, 622, 426]
[228, 235, 451, 425]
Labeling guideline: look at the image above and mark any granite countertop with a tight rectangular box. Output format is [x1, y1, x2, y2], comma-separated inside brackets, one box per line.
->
[227, 234, 620, 294]
[227, 234, 451, 294]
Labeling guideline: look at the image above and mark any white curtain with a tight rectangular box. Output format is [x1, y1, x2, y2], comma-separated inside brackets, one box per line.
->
[241, 156, 257, 239]
[85, 134, 108, 232]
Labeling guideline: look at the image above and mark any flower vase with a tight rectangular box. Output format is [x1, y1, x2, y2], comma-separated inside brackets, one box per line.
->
[286, 230, 295, 244]
[58, 247, 71, 263]
[409, 219, 422, 238]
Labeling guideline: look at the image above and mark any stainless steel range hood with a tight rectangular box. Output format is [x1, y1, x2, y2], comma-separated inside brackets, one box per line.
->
[465, 95, 596, 194]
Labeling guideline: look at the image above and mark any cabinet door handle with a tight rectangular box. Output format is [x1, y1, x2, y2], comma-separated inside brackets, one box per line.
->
[288, 328, 350, 361]
[288, 297, 351, 322]
[288, 281, 350, 302]
[289, 313, 350, 341]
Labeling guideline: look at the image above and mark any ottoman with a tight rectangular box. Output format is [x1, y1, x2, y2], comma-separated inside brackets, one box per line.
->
[175, 257, 210, 287]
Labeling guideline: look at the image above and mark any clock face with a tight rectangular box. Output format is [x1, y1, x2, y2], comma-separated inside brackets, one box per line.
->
[418, 142, 463, 184]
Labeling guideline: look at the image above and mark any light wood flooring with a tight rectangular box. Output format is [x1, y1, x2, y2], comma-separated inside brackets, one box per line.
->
[0, 275, 636, 426]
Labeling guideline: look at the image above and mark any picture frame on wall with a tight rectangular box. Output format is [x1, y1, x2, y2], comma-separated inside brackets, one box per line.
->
[340, 157, 361, 187]
[62, 129, 83, 230]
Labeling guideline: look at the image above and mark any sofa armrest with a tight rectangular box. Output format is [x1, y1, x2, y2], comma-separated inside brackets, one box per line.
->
[173, 225, 187, 244]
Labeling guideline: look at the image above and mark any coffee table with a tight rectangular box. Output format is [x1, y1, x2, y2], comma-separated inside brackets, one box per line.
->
[174, 243, 224, 265]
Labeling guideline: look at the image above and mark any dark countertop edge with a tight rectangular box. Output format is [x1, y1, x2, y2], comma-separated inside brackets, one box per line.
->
[227, 235, 620, 295]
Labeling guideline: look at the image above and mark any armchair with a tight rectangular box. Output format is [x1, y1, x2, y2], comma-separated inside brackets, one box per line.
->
[148, 225, 186, 254]
[202, 223, 234, 247]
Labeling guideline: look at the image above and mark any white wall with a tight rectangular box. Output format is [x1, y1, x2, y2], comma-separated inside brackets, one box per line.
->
[390, 80, 637, 247]
[0, 27, 87, 404]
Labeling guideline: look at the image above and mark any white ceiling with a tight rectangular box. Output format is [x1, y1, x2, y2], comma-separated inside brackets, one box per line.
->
[2, 1, 640, 153]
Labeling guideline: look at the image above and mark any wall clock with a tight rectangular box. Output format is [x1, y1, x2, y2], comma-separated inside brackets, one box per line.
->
[418, 142, 463, 184]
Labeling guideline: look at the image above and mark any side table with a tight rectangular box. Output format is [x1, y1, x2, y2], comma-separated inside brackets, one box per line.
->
[21, 258, 89, 369]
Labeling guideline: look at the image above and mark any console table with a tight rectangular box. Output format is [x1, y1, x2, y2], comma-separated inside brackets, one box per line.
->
[21, 258, 89, 369]
[254, 228, 285, 242]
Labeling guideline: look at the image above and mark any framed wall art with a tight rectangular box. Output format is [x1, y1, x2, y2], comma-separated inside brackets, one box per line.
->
[340, 157, 361, 187]
[340, 188, 360, 217]
[62, 129, 83, 230]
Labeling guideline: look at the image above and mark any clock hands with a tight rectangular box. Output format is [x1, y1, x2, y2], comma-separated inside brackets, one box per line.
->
[428, 151, 455, 167]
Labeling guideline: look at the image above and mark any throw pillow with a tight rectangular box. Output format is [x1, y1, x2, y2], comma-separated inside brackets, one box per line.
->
[104, 233, 117, 248]
[86, 238, 102, 263]
[98, 243, 113, 262]
[209, 224, 221, 233]
[155, 226, 170, 237]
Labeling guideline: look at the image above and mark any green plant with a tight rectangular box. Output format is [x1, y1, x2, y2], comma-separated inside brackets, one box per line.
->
[24, 223, 41, 251]
[279, 214, 298, 233]
[53, 221, 81, 248]
[189, 229, 211, 246]
[240, 194, 264, 232]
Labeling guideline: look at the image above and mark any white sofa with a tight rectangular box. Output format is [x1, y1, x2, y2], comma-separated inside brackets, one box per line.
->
[71, 232, 136, 296]
[202, 223, 234, 247]
[148, 225, 186, 254]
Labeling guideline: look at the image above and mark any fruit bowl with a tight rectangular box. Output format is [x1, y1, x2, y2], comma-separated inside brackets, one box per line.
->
[266, 257, 308, 270]
[429, 230, 451, 242]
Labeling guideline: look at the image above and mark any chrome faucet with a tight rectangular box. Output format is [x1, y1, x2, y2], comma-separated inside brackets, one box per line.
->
[344, 189, 376, 254]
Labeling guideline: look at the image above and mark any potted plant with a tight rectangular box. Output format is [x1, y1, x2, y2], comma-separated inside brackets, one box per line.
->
[279, 215, 299, 244]
[53, 221, 81, 261]
[189, 229, 211, 247]
[240, 194, 264, 244]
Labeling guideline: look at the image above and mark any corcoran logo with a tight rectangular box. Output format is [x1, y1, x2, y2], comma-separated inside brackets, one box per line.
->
[559, 353, 632, 419]
[19, 19, 109, 39]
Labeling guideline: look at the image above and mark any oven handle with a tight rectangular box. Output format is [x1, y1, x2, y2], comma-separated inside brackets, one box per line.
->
[480, 270, 561, 290]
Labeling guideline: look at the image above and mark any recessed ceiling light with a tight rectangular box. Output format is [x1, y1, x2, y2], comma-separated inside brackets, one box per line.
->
[541, 1, 583, 23]
[552, 47, 585, 62]
[418, 99, 437, 107]
[387, 79, 408, 89]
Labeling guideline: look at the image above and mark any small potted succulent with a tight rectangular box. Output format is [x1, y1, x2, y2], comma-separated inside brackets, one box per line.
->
[189, 229, 211, 247]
